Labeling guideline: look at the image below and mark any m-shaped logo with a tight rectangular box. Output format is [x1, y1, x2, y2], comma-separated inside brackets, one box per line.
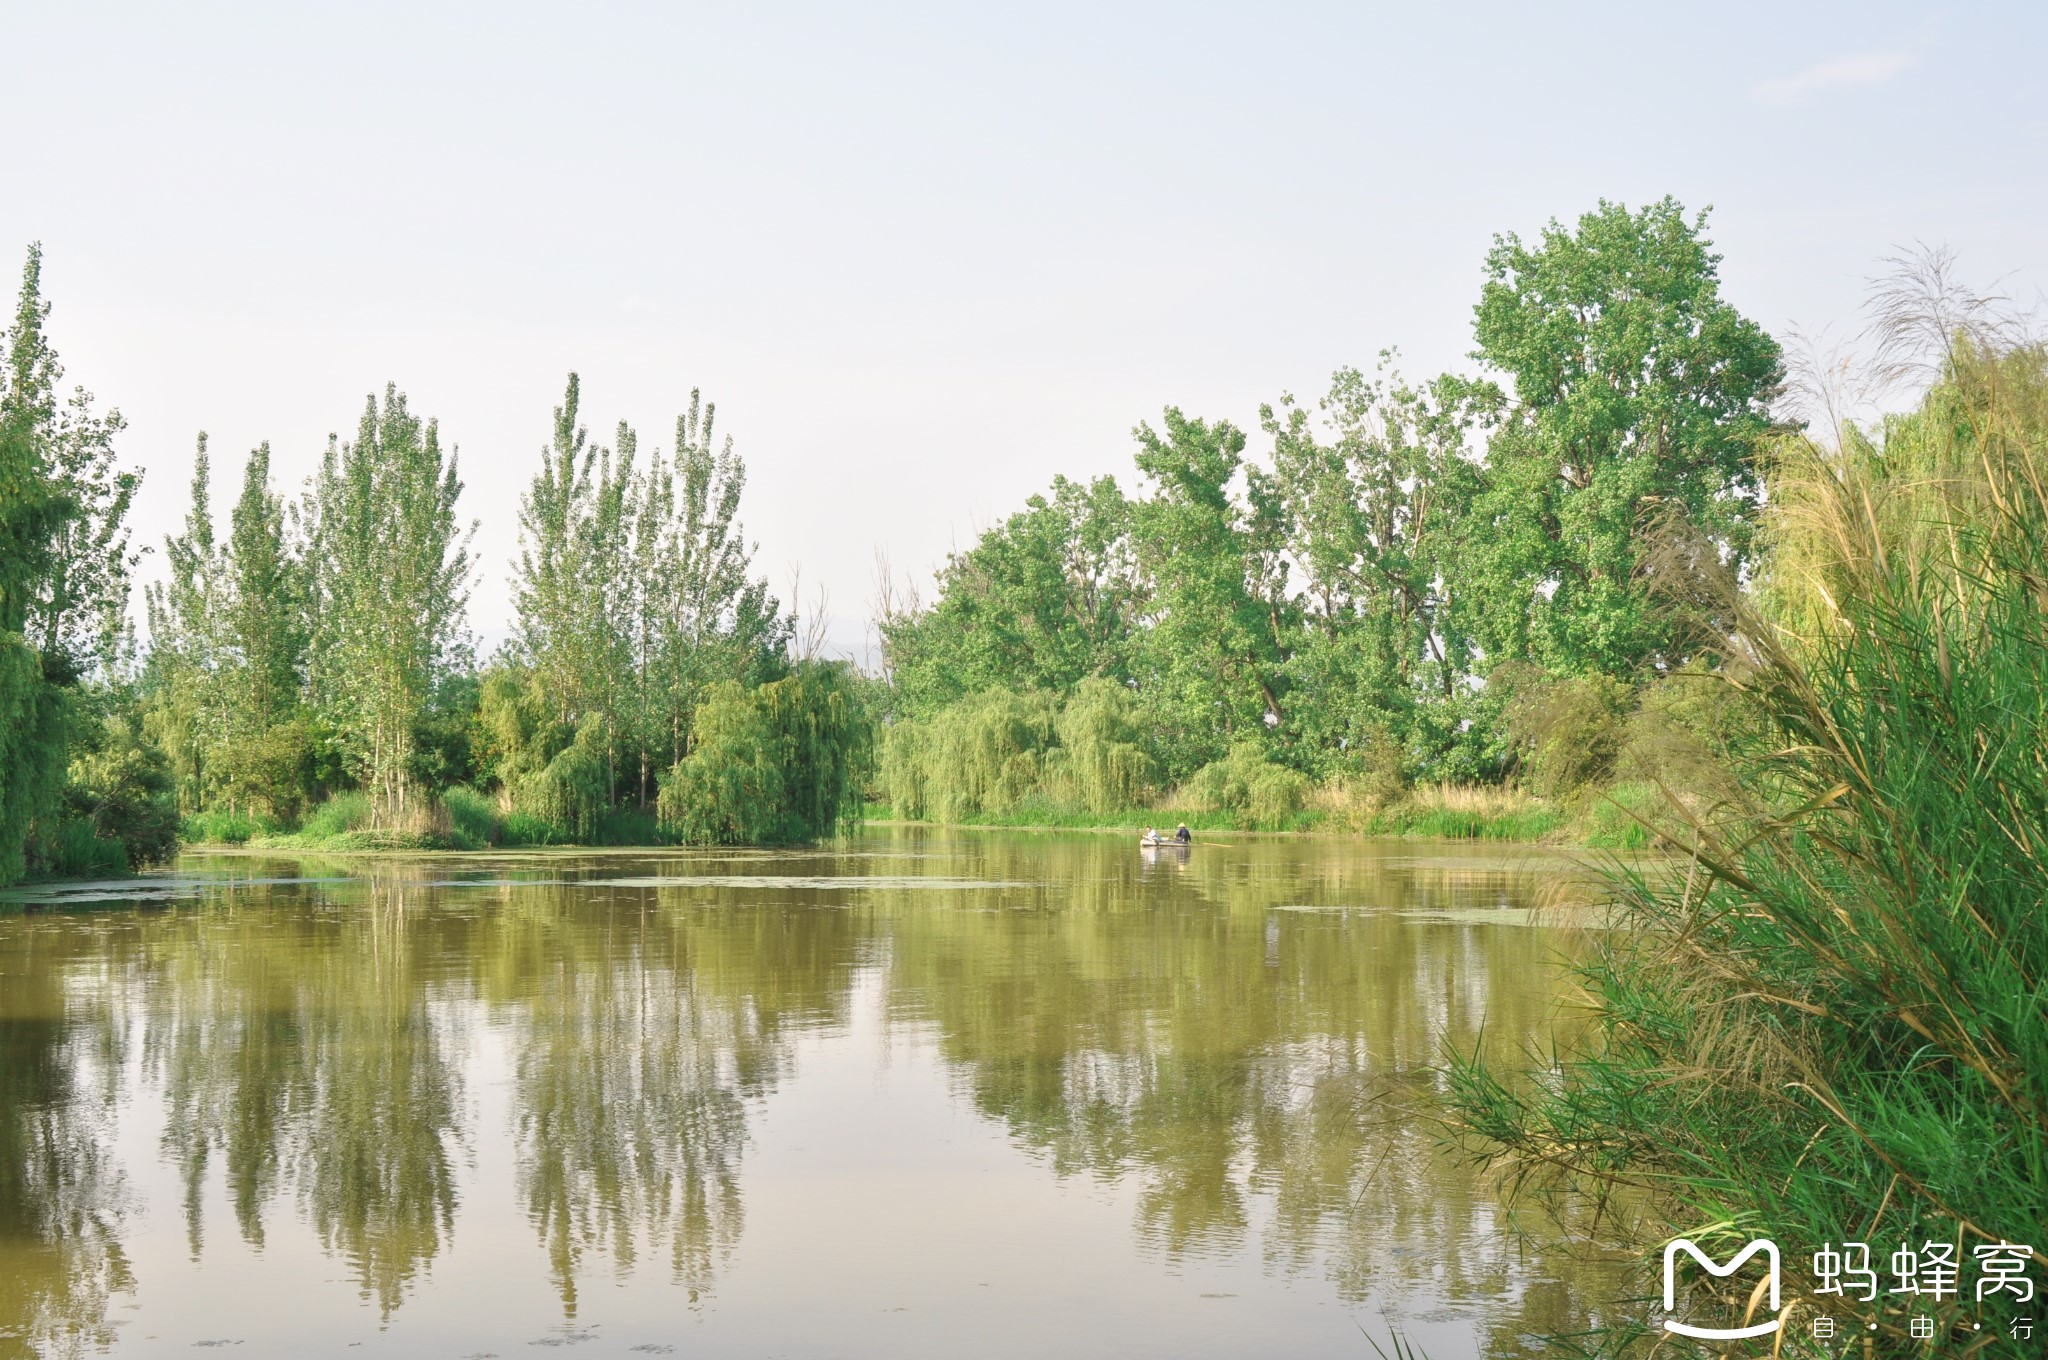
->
[1663, 1238, 1782, 1340]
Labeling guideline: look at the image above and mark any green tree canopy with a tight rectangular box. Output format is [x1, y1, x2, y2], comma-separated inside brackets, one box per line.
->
[882, 474, 1135, 714]
[1462, 197, 1784, 675]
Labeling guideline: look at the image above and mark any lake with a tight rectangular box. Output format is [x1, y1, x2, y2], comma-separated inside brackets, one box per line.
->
[0, 827, 1636, 1358]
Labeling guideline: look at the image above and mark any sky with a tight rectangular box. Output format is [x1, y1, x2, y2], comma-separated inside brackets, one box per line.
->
[3, 1, 2043, 660]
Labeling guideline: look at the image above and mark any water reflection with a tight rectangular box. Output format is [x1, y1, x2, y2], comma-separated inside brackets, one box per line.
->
[0, 830, 1631, 1357]
[476, 889, 857, 1312]
[0, 924, 133, 1360]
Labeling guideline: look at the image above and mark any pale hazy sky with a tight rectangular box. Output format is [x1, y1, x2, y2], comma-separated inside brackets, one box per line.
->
[4, 2, 2043, 658]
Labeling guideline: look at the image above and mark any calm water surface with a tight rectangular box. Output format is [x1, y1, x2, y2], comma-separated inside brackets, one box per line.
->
[0, 828, 1633, 1359]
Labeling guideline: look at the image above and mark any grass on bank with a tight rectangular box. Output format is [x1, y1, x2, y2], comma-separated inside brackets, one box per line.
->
[187, 778, 1631, 853]
[183, 786, 670, 854]
[859, 779, 1671, 845]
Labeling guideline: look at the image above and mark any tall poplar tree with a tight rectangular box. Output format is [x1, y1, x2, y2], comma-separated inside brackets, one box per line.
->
[306, 385, 473, 820]
[142, 436, 227, 807]
[0, 244, 143, 880]
[509, 377, 783, 811]
[0, 246, 73, 881]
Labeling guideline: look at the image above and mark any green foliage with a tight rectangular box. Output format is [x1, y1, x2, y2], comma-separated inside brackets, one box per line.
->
[0, 637, 68, 884]
[474, 665, 568, 789]
[1129, 409, 1290, 777]
[1049, 677, 1155, 815]
[514, 724, 613, 844]
[1569, 780, 1668, 850]
[878, 688, 1059, 823]
[59, 694, 179, 869]
[1450, 312, 2048, 1349]
[879, 200, 1778, 795]
[440, 785, 499, 848]
[296, 792, 374, 842]
[305, 384, 474, 822]
[658, 664, 869, 846]
[1177, 741, 1313, 830]
[218, 716, 321, 824]
[5, 245, 141, 682]
[182, 808, 263, 846]
[1498, 666, 1634, 799]
[1265, 360, 1484, 768]
[882, 475, 1135, 713]
[31, 816, 127, 879]
[1460, 198, 1784, 675]
[0, 245, 147, 884]
[510, 376, 788, 817]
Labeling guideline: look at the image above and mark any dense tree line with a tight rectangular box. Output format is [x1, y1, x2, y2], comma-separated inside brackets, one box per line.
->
[878, 198, 1785, 824]
[140, 372, 861, 855]
[0, 244, 866, 882]
[0, 194, 1785, 876]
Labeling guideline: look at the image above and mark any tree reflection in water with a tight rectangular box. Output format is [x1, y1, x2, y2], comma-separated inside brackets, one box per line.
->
[479, 884, 857, 1314]
[143, 870, 463, 1317]
[0, 832, 1634, 1357]
[0, 920, 133, 1360]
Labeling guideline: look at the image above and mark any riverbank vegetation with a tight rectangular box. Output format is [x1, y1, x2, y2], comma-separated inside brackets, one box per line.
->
[875, 198, 1776, 842]
[1450, 261, 2048, 1351]
[0, 198, 2023, 894]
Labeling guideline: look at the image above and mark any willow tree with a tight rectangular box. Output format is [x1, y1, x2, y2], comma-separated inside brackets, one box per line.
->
[305, 386, 473, 821]
[657, 663, 866, 846]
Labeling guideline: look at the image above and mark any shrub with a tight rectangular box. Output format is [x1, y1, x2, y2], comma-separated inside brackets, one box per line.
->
[33, 816, 128, 879]
[218, 716, 320, 824]
[183, 808, 261, 845]
[440, 784, 499, 848]
[1498, 666, 1633, 798]
[62, 703, 181, 869]
[1374, 783, 1562, 841]
[1177, 741, 1311, 829]
[296, 791, 373, 841]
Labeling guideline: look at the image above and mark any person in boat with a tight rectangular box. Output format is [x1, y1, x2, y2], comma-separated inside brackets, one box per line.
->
[1174, 823, 1191, 844]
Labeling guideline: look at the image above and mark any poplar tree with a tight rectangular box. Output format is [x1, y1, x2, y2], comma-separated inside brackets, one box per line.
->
[0, 244, 144, 880]
[1462, 198, 1783, 674]
[305, 386, 473, 820]
[0, 246, 73, 881]
[640, 389, 783, 778]
[142, 436, 227, 807]
[509, 378, 784, 813]
[223, 441, 305, 731]
[1129, 410, 1292, 776]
